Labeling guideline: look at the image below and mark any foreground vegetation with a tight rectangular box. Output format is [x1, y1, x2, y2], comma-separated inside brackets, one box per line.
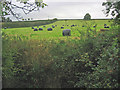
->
[2, 20, 119, 88]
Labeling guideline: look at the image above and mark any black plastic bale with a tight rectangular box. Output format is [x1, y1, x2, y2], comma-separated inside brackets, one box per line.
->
[52, 25, 55, 28]
[32, 27, 34, 29]
[34, 28, 38, 31]
[104, 24, 107, 27]
[71, 25, 74, 27]
[47, 28, 52, 31]
[61, 27, 64, 29]
[4, 27, 7, 29]
[62, 29, 71, 36]
[104, 26, 109, 28]
[39, 28, 43, 31]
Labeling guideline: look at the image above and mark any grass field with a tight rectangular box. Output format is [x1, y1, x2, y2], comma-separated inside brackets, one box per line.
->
[2, 20, 112, 40]
[2, 19, 119, 88]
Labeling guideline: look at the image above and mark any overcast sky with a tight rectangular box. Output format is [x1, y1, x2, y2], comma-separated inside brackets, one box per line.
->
[9, 0, 113, 21]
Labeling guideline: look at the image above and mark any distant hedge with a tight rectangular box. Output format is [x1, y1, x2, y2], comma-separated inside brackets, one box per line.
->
[2, 20, 56, 28]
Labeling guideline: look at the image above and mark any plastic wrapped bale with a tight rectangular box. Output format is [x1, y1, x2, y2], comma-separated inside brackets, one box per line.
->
[55, 25, 57, 26]
[39, 28, 43, 31]
[43, 26, 46, 27]
[62, 29, 71, 36]
[4, 27, 7, 29]
[104, 24, 107, 28]
[61, 27, 64, 29]
[82, 25, 84, 27]
[32, 27, 34, 29]
[47, 28, 52, 31]
[52, 25, 55, 28]
[106, 26, 109, 28]
[34, 28, 38, 31]
[71, 25, 74, 27]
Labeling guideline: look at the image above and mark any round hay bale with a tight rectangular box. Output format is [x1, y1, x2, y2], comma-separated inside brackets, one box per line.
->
[62, 29, 71, 36]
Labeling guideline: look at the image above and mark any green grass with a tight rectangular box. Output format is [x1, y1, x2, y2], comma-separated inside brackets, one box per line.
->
[2, 20, 112, 40]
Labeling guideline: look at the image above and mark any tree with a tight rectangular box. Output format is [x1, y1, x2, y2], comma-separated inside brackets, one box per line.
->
[1, 16, 12, 22]
[102, 0, 120, 24]
[28, 18, 30, 21]
[6, 17, 12, 22]
[0, 0, 47, 21]
[53, 18, 57, 21]
[83, 13, 91, 20]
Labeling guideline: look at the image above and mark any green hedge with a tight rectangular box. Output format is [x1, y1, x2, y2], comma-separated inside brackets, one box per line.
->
[2, 20, 56, 28]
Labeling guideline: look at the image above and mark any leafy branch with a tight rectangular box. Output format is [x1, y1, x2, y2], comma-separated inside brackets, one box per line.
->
[0, 0, 48, 20]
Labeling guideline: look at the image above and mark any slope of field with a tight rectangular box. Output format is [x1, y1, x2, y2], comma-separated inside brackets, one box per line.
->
[2, 20, 112, 40]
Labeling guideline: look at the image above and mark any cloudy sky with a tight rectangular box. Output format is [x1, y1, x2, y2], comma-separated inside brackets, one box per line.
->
[9, 0, 113, 21]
